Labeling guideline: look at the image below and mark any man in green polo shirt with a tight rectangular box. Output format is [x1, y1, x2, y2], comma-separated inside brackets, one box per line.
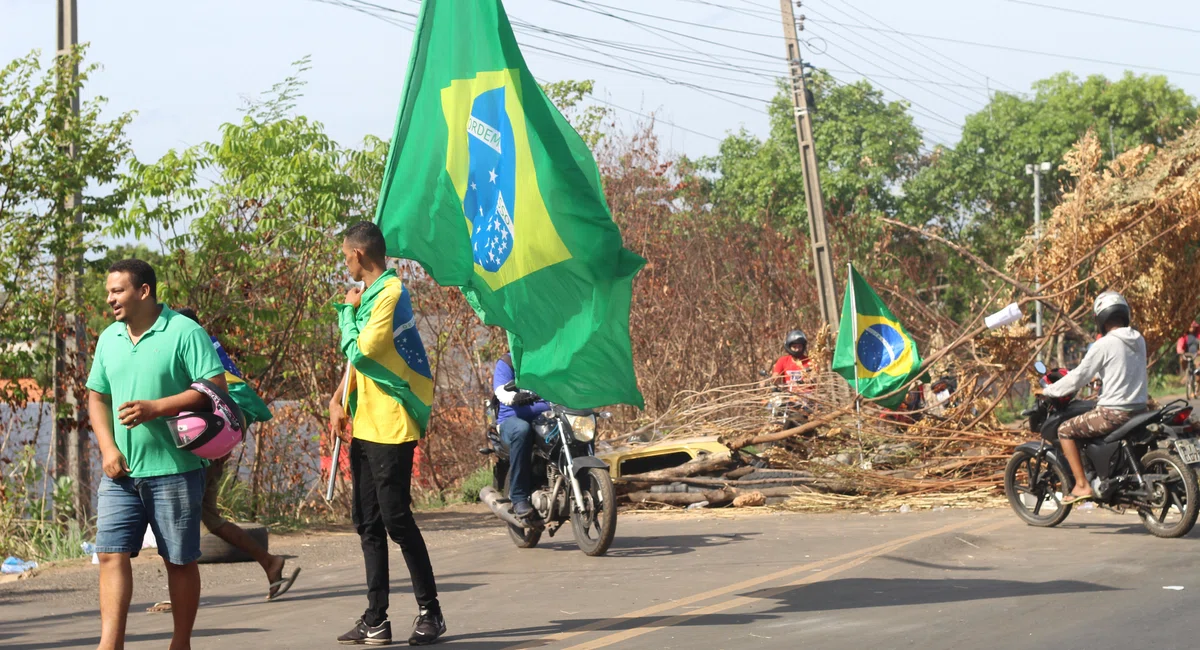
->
[86, 258, 227, 650]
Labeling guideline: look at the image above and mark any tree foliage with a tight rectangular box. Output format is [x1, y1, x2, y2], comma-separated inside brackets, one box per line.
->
[901, 71, 1197, 264]
[699, 72, 923, 231]
[0, 48, 133, 396]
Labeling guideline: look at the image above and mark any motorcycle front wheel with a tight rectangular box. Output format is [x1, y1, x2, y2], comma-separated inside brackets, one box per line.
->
[1138, 450, 1199, 538]
[1004, 449, 1072, 527]
[571, 467, 617, 557]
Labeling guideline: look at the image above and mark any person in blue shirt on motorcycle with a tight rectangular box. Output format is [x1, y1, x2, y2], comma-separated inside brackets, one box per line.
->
[493, 353, 550, 521]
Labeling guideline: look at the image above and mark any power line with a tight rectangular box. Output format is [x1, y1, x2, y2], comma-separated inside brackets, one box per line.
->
[559, 0, 781, 38]
[801, 20, 983, 112]
[829, 0, 1023, 95]
[1003, 0, 1200, 35]
[806, 18, 1200, 78]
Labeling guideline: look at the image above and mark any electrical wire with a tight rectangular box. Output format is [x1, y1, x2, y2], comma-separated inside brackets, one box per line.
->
[807, 1, 991, 105]
[1002, 0, 1200, 35]
[829, 0, 1023, 94]
[807, 17, 1200, 78]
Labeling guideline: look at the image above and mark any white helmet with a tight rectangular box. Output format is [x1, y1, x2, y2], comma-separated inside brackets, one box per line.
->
[1093, 291, 1131, 331]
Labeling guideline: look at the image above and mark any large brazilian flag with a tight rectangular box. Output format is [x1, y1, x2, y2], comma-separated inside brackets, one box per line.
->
[375, 0, 645, 409]
[832, 264, 923, 408]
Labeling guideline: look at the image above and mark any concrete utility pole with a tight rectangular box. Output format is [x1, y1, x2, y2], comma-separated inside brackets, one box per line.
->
[1026, 161, 1051, 361]
[53, 0, 90, 520]
[778, 0, 839, 332]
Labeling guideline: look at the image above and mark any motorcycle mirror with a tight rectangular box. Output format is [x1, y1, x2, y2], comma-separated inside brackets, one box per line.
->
[1033, 361, 1047, 374]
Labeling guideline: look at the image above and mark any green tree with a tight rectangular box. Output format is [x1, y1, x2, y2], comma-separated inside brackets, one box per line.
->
[0, 48, 133, 395]
[699, 72, 923, 231]
[540, 79, 612, 149]
[901, 71, 1197, 264]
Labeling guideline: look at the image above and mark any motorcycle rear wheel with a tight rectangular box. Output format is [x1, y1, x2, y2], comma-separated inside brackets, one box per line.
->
[1138, 450, 1199, 539]
[495, 468, 542, 549]
[1004, 449, 1072, 527]
[1187, 368, 1197, 401]
[571, 467, 617, 557]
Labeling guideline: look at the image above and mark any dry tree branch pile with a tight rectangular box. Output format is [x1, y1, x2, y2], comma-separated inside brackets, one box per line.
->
[618, 126, 1200, 512]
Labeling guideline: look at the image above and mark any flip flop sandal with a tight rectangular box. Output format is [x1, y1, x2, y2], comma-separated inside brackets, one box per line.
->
[1061, 494, 1093, 505]
[267, 566, 301, 601]
[146, 601, 173, 614]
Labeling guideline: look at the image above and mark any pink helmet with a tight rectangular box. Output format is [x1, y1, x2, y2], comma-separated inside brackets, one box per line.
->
[165, 379, 247, 460]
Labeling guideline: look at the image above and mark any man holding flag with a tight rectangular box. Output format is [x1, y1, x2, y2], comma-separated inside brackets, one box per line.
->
[329, 222, 443, 646]
[832, 264, 924, 409]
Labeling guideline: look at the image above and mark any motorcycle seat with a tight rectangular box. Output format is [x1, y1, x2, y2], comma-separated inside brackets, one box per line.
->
[1101, 410, 1160, 443]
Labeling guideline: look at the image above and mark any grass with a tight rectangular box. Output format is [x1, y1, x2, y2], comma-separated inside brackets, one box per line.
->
[1149, 371, 1188, 401]
[410, 464, 494, 511]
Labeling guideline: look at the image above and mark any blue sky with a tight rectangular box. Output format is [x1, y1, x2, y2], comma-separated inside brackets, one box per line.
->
[3, 0, 1199, 163]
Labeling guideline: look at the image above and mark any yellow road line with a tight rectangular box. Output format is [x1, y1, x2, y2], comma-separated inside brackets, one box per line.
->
[503, 515, 997, 650]
[563, 516, 1000, 650]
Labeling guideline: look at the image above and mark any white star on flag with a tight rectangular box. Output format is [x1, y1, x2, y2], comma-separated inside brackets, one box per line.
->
[489, 168, 498, 183]
[470, 182, 477, 191]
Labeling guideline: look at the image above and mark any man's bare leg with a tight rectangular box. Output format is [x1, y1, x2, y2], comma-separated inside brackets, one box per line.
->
[97, 553, 133, 650]
[1060, 438, 1094, 498]
[164, 560, 200, 650]
[210, 521, 284, 583]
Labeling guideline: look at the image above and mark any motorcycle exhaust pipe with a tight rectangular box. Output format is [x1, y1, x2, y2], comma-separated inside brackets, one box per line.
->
[479, 486, 529, 530]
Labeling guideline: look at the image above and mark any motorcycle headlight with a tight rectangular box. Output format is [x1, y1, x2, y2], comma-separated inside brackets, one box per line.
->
[568, 414, 596, 442]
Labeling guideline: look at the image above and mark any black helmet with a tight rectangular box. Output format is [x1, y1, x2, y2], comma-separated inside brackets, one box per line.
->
[784, 329, 808, 358]
[1093, 291, 1131, 332]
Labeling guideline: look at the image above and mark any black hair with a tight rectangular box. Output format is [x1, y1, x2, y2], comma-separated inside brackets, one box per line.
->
[108, 258, 157, 300]
[1106, 312, 1131, 330]
[343, 221, 387, 264]
[176, 307, 200, 324]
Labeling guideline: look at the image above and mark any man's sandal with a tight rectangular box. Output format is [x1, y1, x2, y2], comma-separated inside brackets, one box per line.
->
[267, 565, 301, 601]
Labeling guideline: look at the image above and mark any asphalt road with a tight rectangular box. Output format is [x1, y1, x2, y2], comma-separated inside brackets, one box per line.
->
[5, 501, 1200, 649]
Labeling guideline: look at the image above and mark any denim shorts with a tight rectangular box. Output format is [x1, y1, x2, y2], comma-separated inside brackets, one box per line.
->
[95, 468, 206, 565]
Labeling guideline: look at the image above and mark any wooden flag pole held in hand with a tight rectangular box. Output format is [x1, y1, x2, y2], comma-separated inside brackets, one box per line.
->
[325, 359, 353, 502]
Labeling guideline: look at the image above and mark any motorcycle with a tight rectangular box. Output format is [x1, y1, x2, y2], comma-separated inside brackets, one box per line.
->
[1004, 361, 1200, 538]
[478, 384, 618, 556]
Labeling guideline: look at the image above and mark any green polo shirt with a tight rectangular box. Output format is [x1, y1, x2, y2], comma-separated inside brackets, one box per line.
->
[85, 306, 225, 478]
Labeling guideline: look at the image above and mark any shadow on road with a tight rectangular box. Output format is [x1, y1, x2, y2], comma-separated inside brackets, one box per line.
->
[5, 626, 266, 650]
[537, 532, 760, 558]
[442, 576, 1114, 648]
[881, 556, 995, 572]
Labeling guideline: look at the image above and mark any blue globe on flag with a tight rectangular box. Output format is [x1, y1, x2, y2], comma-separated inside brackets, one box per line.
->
[856, 323, 906, 373]
[464, 86, 517, 272]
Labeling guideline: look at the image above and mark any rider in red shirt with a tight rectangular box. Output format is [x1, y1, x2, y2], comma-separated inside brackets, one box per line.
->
[772, 329, 813, 393]
[1178, 321, 1200, 378]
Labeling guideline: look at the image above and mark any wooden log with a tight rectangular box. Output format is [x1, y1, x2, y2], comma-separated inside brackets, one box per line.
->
[723, 466, 757, 480]
[626, 488, 736, 507]
[622, 474, 857, 494]
[615, 451, 736, 484]
[626, 485, 813, 508]
[722, 404, 857, 451]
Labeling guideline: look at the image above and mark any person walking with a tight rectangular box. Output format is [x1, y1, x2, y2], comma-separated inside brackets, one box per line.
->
[144, 308, 300, 615]
[329, 222, 445, 646]
[87, 259, 228, 650]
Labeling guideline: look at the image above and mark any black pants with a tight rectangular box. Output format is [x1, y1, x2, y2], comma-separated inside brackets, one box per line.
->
[350, 438, 439, 626]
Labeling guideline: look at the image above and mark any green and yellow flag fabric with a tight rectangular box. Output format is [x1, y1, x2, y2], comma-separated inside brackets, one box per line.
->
[335, 269, 434, 442]
[832, 264, 923, 408]
[211, 338, 272, 425]
[374, 0, 644, 409]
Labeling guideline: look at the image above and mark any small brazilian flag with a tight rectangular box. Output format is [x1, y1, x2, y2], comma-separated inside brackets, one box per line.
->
[212, 337, 273, 425]
[832, 264, 923, 408]
[374, 0, 645, 409]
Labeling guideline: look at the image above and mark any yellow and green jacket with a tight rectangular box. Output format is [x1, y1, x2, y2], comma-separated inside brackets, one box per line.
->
[334, 269, 434, 444]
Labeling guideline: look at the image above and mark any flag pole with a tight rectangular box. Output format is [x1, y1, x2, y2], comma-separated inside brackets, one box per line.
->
[325, 359, 353, 502]
[848, 263, 866, 468]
